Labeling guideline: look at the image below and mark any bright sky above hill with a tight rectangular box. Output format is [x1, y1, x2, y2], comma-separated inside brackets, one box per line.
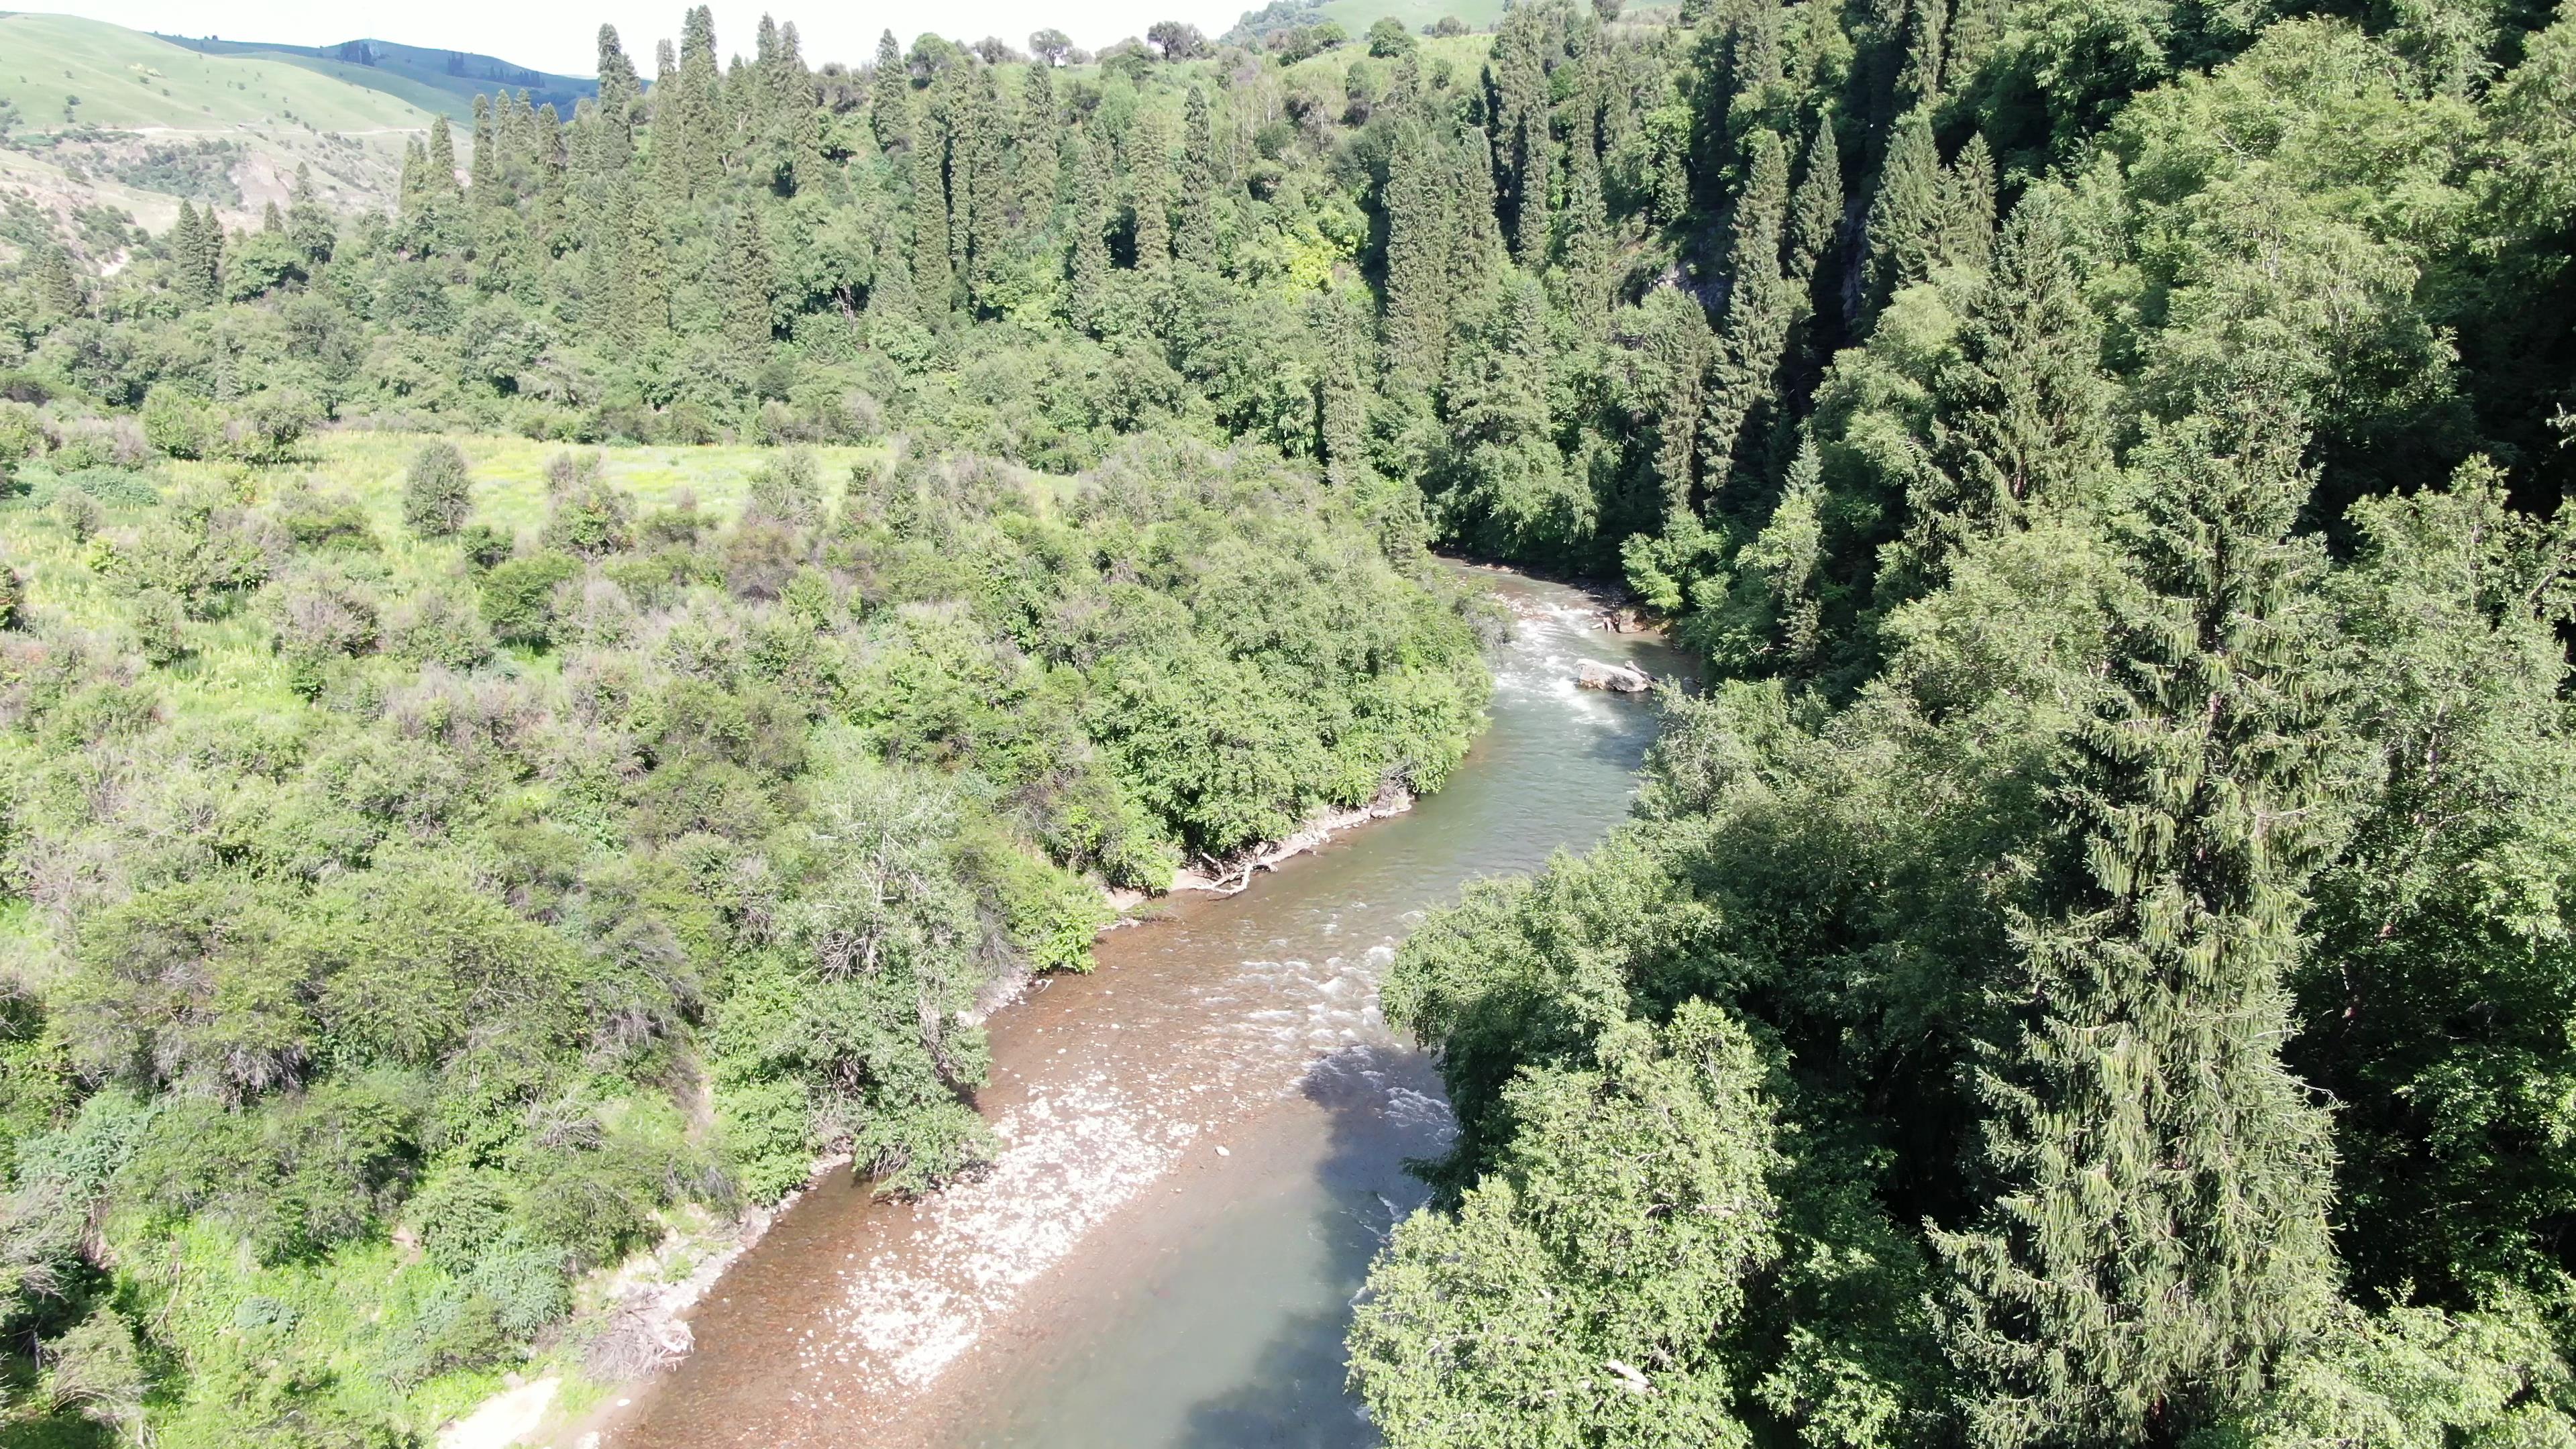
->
[45, 0, 1252, 76]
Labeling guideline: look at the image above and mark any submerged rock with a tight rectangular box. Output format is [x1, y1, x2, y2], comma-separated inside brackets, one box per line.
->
[1576, 659, 1653, 693]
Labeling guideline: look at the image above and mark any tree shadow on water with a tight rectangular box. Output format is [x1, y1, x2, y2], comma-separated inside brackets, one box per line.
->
[1172, 1044, 1452, 1449]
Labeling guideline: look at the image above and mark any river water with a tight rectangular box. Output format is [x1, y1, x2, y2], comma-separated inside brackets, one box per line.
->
[602, 569, 1684, 1449]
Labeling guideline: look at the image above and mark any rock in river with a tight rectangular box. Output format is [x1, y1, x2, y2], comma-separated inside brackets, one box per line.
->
[1576, 659, 1653, 693]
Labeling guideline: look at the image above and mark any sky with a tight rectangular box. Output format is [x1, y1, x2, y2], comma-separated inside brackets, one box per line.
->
[44, 0, 1256, 76]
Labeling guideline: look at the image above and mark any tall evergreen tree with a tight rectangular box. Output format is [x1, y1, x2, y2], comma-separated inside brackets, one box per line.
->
[1904, 189, 2114, 573]
[1176, 87, 1220, 266]
[912, 90, 954, 316]
[596, 24, 641, 121]
[1067, 127, 1111, 334]
[1939, 134, 1999, 274]
[1642, 285, 1714, 526]
[427, 116, 460, 195]
[1934, 392, 2346, 1448]
[1128, 111, 1175, 272]
[961, 69, 1010, 311]
[1381, 125, 1454, 396]
[1864, 108, 1943, 317]
[724, 207, 775, 384]
[1556, 130, 1613, 334]
[1701, 130, 1796, 506]
[470, 95, 500, 202]
[1489, 8, 1554, 265]
[1786, 113, 1842, 284]
[1016, 64, 1059, 224]
[871, 30, 911, 152]
[1313, 287, 1375, 488]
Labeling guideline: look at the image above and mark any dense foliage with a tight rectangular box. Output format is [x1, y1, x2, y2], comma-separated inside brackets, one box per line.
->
[1342, 0, 2576, 1444]
[0, 429, 1483, 1440]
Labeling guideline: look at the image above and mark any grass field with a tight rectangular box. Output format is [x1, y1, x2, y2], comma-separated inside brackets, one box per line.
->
[160, 34, 597, 123]
[1, 431, 886, 684]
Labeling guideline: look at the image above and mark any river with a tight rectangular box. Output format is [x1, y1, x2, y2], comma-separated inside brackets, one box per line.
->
[598, 568, 1686, 1449]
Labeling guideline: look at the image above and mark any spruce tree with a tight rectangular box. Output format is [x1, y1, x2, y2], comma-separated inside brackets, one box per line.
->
[402, 441, 474, 537]
[871, 30, 910, 152]
[1700, 129, 1796, 505]
[1313, 287, 1375, 488]
[1786, 113, 1842, 284]
[596, 25, 641, 122]
[1910, 189, 2114, 564]
[288, 164, 334, 262]
[1490, 8, 1554, 265]
[1643, 285, 1713, 526]
[588, 183, 639, 350]
[1556, 131, 1613, 334]
[1864, 107, 1943, 317]
[1940, 133, 1999, 274]
[1381, 125, 1454, 396]
[724, 208, 775, 384]
[427, 116, 460, 195]
[1128, 111, 1175, 272]
[1017, 64, 1059, 223]
[1068, 127, 1112, 334]
[470, 95, 500, 202]
[626, 197, 669, 341]
[961, 69, 1010, 311]
[1934, 391, 2345, 1449]
[912, 92, 954, 315]
[1177, 87, 1220, 266]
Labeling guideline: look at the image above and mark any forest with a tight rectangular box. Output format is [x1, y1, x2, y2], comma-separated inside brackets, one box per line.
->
[0, 0, 2569, 1439]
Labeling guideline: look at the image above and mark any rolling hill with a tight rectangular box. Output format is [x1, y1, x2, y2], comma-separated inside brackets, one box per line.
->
[0, 12, 446, 263]
[157, 34, 596, 122]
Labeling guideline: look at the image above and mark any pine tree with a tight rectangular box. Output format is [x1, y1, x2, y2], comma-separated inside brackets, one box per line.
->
[1313, 287, 1375, 488]
[1016, 64, 1059, 224]
[1176, 87, 1220, 266]
[626, 197, 669, 341]
[870, 30, 910, 152]
[1701, 129, 1796, 506]
[596, 24, 641, 122]
[1910, 189, 2114, 564]
[911, 91, 954, 315]
[1786, 113, 1842, 284]
[1897, 0, 1950, 108]
[31, 246, 80, 320]
[1939, 133, 1999, 274]
[260, 201, 284, 235]
[1067, 127, 1111, 333]
[470, 95, 500, 201]
[1642, 284, 1714, 526]
[1449, 126, 1506, 313]
[955, 69, 1010, 312]
[288, 164, 334, 262]
[1934, 390, 2345, 1449]
[1490, 7, 1554, 265]
[1381, 124, 1454, 396]
[1556, 128, 1613, 334]
[1864, 107, 1943, 317]
[427, 115, 460, 195]
[1128, 111, 1174, 272]
[664, 6, 725, 199]
[724, 207, 775, 384]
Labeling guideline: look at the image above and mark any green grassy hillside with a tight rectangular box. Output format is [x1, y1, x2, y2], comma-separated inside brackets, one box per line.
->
[158, 35, 596, 123]
[0, 13, 440, 249]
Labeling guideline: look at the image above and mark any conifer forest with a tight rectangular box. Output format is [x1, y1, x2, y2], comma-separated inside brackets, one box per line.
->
[0, 0, 2573, 1441]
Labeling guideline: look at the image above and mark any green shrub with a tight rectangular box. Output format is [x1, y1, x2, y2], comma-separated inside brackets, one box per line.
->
[401, 441, 473, 538]
[478, 551, 580, 645]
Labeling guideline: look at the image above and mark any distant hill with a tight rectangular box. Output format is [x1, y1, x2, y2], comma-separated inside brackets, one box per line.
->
[155, 34, 596, 122]
[0, 13, 443, 261]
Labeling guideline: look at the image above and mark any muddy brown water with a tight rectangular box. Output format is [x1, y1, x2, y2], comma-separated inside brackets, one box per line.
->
[599, 570, 1686, 1449]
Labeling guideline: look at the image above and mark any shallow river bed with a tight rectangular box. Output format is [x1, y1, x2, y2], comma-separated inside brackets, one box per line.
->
[600, 569, 1684, 1449]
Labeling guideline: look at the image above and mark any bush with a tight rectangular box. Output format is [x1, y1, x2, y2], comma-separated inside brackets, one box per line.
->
[479, 551, 581, 645]
[401, 440, 474, 538]
[140, 387, 213, 460]
[457, 521, 514, 571]
[1368, 16, 1416, 55]
[0, 563, 21, 631]
[133, 588, 186, 665]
